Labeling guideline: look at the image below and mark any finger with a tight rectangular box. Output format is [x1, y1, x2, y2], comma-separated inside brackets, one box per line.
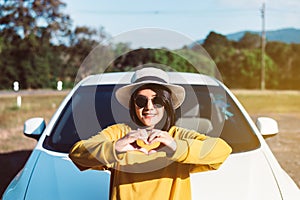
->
[148, 130, 162, 142]
[137, 128, 148, 136]
[150, 137, 164, 144]
[150, 136, 176, 150]
[137, 129, 149, 141]
[115, 140, 137, 153]
[127, 130, 143, 139]
[149, 130, 171, 142]
[120, 133, 138, 145]
[125, 134, 139, 143]
[137, 147, 149, 155]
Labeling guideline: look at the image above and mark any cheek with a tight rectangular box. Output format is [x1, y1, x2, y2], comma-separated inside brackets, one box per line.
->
[156, 108, 165, 121]
[159, 108, 164, 116]
[135, 107, 142, 119]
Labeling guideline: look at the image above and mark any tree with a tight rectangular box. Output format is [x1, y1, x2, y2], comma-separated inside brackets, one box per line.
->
[266, 42, 300, 89]
[202, 32, 233, 64]
[203, 31, 231, 48]
[266, 42, 293, 89]
[0, 0, 71, 89]
[237, 32, 261, 49]
[0, 0, 71, 42]
[65, 26, 110, 83]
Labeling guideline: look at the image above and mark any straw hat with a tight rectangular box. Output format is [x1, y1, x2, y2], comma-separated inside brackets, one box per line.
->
[115, 67, 185, 109]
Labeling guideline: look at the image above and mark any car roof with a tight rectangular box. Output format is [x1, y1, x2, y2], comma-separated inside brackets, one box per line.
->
[80, 71, 220, 86]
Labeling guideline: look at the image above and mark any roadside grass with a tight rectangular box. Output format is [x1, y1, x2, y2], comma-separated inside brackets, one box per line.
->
[0, 94, 66, 152]
[232, 90, 300, 114]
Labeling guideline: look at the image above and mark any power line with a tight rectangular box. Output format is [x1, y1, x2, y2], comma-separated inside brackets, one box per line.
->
[78, 9, 258, 15]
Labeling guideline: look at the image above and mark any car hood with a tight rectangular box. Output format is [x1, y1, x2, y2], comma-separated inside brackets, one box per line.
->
[25, 150, 110, 200]
[25, 149, 281, 200]
[191, 149, 282, 199]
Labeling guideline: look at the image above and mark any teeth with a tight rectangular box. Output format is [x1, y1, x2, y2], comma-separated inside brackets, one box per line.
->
[143, 113, 155, 116]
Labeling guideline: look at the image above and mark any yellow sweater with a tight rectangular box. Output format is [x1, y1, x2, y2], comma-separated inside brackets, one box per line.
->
[69, 124, 232, 200]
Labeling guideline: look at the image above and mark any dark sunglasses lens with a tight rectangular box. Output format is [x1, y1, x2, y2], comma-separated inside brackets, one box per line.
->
[135, 96, 148, 108]
[153, 97, 163, 108]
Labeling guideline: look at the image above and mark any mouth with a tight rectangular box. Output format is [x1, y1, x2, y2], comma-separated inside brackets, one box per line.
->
[142, 113, 156, 118]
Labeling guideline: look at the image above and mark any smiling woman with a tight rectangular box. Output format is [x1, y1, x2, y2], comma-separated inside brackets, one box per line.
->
[69, 67, 232, 200]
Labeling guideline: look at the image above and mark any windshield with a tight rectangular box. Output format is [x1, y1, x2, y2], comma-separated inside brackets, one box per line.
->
[43, 84, 260, 153]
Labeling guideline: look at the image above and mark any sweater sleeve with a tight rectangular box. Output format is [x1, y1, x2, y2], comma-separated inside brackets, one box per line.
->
[68, 124, 131, 171]
[169, 126, 232, 169]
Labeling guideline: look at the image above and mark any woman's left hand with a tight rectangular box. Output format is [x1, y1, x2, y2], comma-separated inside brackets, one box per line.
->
[148, 129, 177, 154]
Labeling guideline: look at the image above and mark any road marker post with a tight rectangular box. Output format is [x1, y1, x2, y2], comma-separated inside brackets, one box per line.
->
[13, 81, 22, 108]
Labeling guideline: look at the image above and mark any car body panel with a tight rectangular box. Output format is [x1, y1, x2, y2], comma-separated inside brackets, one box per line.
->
[191, 149, 281, 199]
[25, 150, 110, 200]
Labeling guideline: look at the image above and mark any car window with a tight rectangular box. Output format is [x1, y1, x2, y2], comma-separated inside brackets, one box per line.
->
[43, 84, 260, 153]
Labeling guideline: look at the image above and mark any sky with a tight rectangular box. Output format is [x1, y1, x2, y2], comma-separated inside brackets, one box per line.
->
[63, 0, 300, 41]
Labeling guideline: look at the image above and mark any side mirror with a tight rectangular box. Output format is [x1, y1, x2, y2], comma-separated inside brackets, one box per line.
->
[256, 117, 279, 139]
[24, 117, 46, 140]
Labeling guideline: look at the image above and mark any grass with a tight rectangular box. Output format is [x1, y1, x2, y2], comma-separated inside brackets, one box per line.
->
[0, 90, 299, 153]
[0, 93, 66, 152]
[232, 90, 300, 115]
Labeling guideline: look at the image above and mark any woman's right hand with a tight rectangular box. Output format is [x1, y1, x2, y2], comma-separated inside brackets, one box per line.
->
[115, 129, 148, 154]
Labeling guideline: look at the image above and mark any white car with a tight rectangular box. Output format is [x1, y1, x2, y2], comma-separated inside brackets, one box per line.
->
[3, 71, 299, 200]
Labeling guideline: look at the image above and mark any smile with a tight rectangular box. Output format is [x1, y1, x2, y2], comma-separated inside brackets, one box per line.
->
[142, 113, 156, 117]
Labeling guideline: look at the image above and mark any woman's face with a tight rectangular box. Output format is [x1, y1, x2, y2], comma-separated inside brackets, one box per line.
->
[134, 89, 164, 128]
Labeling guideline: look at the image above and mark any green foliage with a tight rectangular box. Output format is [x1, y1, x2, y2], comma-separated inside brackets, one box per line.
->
[211, 47, 277, 89]
[107, 48, 214, 75]
[203, 32, 300, 89]
[174, 48, 215, 76]
[237, 32, 261, 49]
[0, 1, 107, 89]
[153, 49, 197, 72]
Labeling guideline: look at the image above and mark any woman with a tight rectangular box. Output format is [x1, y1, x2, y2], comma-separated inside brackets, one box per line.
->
[69, 67, 232, 200]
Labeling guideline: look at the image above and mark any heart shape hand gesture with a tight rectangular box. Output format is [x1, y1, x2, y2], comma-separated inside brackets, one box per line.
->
[115, 128, 176, 155]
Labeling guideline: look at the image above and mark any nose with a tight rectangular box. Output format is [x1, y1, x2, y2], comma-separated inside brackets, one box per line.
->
[145, 99, 155, 110]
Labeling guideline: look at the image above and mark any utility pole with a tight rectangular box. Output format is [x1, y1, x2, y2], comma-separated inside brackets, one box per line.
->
[260, 2, 266, 90]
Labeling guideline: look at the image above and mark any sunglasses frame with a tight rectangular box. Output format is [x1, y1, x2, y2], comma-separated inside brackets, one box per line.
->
[134, 95, 164, 109]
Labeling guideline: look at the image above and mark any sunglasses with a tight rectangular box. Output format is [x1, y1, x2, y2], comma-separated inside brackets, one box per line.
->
[134, 95, 164, 108]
